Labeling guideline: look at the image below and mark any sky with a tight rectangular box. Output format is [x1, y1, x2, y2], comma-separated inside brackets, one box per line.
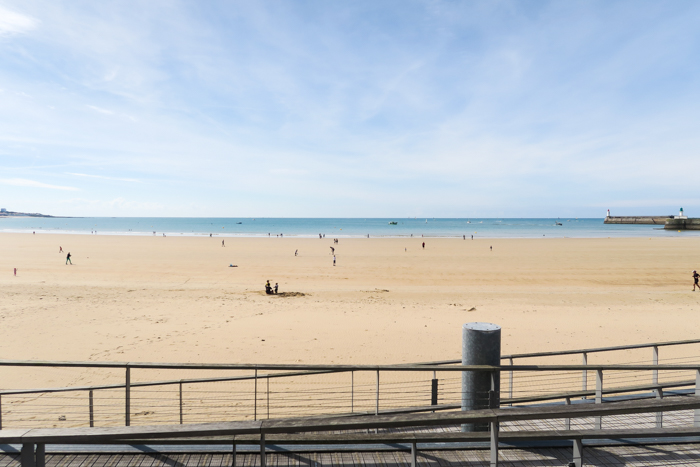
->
[1, 1, 699, 218]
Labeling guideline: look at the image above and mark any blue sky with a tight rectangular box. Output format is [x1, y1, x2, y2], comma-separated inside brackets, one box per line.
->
[1, 1, 699, 217]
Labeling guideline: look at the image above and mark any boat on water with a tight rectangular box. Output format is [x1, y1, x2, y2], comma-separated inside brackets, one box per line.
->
[388, 221, 398, 225]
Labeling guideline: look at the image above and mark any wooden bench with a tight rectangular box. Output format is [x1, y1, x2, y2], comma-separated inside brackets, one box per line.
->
[2, 396, 699, 467]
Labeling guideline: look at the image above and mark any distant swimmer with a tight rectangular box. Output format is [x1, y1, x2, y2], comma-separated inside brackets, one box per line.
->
[66, 252, 72, 265]
[694, 270, 699, 291]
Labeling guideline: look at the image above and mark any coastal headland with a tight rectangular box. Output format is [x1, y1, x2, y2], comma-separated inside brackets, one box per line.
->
[1, 232, 700, 391]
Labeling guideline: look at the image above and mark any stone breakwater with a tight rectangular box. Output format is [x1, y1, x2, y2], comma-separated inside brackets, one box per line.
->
[604, 216, 671, 225]
[664, 218, 700, 230]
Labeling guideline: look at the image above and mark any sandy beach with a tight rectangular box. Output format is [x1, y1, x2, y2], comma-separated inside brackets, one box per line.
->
[2, 233, 699, 372]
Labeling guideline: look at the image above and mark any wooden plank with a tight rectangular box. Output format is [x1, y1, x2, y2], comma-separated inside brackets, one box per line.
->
[97, 453, 122, 467]
[0, 455, 19, 467]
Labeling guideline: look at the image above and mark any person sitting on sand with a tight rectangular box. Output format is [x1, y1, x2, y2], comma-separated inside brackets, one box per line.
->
[693, 270, 699, 291]
[265, 280, 273, 295]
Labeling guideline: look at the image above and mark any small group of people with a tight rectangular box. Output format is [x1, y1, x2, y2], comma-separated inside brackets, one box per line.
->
[333, 238, 339, 244]
[265, 280, 279, 295]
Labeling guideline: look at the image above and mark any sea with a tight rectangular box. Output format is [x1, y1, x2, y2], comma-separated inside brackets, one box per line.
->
[0, 217, 694, 238]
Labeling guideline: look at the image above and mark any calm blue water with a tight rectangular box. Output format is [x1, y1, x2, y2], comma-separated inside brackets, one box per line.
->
[0, 217, 693, 238]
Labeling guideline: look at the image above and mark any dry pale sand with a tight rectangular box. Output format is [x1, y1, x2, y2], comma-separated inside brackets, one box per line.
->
[1, 233, 699, 386]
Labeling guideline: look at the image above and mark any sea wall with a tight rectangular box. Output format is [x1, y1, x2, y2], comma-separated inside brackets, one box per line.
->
[604, 216, 671, 225]
[664, 218, 700, 230]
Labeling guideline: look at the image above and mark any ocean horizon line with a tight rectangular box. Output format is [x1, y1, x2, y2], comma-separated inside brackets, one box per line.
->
[1, 216, 696, 239]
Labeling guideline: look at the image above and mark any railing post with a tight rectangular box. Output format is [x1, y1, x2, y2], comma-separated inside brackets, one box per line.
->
[490, 417, 499, 467]
[179, 382, 183, 424]
[411, 441, 417, 467]
[351, 371, 354, 413]
[89, 390, 94, 427]
[508, 357, 514, 406]
[656, 387, 663, 428]
[489, 371, 497, 409]
[125, 366, 131, 427]
[652, 345, 659, 386]
[572, 438, 583, 467]
[20, 443, 35, 467]
[431, 370, 438, 407]
[694, 369, 700, 427]
[0, 394, 3, 430]
[375, 370, 380, 415]
[266, 376, 270, 419]
[564, 397, 571, 430]
[254, 369, 258, 421]
[231, 438, 237, 467]
[259, 433, 266, 467]
[595, 369, 603, 430]
[581, 353, 588, 399]
[35, 444, 45, 467]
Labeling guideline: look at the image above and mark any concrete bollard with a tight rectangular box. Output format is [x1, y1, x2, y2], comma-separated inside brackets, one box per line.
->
[462, 322, 501, 431]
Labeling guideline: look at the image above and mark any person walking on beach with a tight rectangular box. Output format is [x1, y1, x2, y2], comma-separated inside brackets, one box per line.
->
[59, 246, 63, 253]
[14, 268, 17, 276]
[66, 252, 72, 265]
[422, 242, 425, 249]
[330, 246, 335, 255]
[295, 249, 298, 256]
[222, 239, 225, 247]
[333, 255, 336, 266]
[693, 270, 699, 291]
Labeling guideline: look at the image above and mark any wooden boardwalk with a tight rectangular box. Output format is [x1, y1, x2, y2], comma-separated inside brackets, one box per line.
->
[2, 444, 700, 467]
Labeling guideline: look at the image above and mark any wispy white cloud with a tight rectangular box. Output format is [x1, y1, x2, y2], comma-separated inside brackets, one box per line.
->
[68, 172, 139, 182]
[0, 5, 39, 37]
[86, 105, 114, 115]
[0, 178, 79, 191]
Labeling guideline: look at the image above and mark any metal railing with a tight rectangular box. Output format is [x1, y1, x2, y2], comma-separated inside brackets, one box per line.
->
[0, 339, 698, 429]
